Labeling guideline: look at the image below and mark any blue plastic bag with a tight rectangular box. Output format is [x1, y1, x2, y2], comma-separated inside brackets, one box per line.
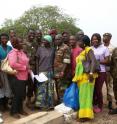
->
[63, 82, 79, 110]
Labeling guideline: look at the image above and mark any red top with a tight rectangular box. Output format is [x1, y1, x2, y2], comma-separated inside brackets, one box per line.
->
[71, 47, 82, 76]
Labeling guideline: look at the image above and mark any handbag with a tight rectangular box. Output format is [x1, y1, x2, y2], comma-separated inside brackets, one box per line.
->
[1, 57, 17, 75]
[82, 51, 100, 73]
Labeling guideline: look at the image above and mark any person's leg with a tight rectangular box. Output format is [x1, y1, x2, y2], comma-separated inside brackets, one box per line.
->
[26, 76, 34, 108]
[106, 72, 113, 109]
[94, 72, 106, 110]
[18, 80, 28, 115]
[109, 78, 117, 115]
[113, 78, 117, 104]
[35, 82, 48, 109]
[9, 76, 21, 118]
[47, 78, 54, 109]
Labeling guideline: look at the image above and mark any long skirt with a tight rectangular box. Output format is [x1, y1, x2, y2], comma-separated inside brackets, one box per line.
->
[35, 71, 54, 108]
[0, 72, 11, 98]
[78, 74, 95, 119]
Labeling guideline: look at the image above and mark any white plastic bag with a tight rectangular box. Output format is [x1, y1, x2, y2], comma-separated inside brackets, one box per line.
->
[54, 103, 74, 114]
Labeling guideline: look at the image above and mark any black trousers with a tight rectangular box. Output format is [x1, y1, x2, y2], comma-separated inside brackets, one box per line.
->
[8, 75, 26, 114]
[27, 75, 37, 98]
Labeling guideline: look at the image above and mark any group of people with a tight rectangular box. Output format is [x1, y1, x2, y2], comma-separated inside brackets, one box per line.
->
[0, 28, 117, 122]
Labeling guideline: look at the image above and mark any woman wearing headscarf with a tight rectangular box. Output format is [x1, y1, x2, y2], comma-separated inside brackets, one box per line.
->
[8, 37, 29, 118]
[35, 35, 55, 110]
[73, 35, 98, 122]
[0, 33, 12, 111]
[91, 33, 110, 113]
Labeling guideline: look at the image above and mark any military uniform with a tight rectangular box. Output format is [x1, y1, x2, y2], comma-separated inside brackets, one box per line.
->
[110, 48, 117, 103]
[105, 44, 115, 103]
[23, 39, 37, 102]
[54, 43, 71, 102]
[23, 39, 38, 73]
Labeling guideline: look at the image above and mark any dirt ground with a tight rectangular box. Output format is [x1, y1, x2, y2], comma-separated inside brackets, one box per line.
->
[74, 84, 117, 124]
[2, 84, 117, 124]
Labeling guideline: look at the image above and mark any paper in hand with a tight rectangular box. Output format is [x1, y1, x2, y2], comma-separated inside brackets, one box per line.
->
[35, 73, 48, 82]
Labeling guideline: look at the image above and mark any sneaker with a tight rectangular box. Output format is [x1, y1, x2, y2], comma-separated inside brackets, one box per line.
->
[11, 113, 21, 119]
[19, 110, 29, 116]
[93, 106, 102, 113]
[109, 108, 117, 115]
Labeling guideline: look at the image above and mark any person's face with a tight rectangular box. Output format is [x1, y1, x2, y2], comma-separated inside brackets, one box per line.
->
[50, 33, 56, 41]
[11, 37, 17, 48]
[103, 36, 111, 44]
[77, 40, 82, 47]
[69, 36, 76, 47]
[35, 31, 42, 40]
[62, 33, 69, 44]
[11, 38, 23, 49]
[10, 31, 16, 38]
[55, 36, 62, 46]
[42, 40, 50, 47]
[91, 36, 100, 47]
[1, 36, 8, 45]
[28, 31, 35, 41]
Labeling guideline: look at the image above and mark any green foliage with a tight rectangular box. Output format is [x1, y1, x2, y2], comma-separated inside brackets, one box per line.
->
[0, 5, 81, 37]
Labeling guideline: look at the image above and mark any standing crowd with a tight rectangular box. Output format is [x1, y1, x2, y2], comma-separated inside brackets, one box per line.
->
[0, 29, 117, 122]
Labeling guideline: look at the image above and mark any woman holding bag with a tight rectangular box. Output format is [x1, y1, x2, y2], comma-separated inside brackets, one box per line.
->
[8, 37, 29, 118]
[0, 33, 12, 111]
[73, 35, 98, 122]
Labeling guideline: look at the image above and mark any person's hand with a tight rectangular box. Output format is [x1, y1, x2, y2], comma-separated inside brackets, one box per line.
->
[0, 82, 3, 88]
[59, 72, 64, 78]
[10, 70, 18, 75]
[89, 73, 94, 83]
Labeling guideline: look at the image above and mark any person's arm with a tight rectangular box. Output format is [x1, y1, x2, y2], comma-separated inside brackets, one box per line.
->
[35, 47, 40, 75]
[100, 47, 110, 65]
[61, 47, 71, 76]
[87, 49, 96, 73]
[110, 48, 117, 77]
[8, 51, 26, 71]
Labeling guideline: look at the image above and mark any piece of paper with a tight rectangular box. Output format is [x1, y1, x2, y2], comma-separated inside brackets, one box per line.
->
[30, 71, 35, 82]
[35, 73, 48, 82]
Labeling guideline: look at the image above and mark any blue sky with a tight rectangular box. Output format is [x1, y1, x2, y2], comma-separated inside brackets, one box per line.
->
[0, 0, 117, 45]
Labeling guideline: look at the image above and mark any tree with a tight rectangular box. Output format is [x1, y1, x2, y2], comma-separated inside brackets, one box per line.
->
[0, 5, 81, 37]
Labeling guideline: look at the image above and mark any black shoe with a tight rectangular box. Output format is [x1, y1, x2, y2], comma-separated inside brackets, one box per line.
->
[19, 110, 29, 116]
[109, 108, 117, 115]
[108, 101, 113, 110]
[10, 113, 21, 119]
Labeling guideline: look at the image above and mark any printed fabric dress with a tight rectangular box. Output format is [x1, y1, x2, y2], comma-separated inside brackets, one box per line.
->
[73, 47, 98, 119]
[0, 45, 12, 98]
[35, 47, 54, 109]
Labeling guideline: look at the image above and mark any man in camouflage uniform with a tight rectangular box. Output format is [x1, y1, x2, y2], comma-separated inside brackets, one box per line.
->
[103, 33, 115, 109]
[23, 29, 37, 108]
[109, 48, 117, 114]
[54, 33, 71, 103]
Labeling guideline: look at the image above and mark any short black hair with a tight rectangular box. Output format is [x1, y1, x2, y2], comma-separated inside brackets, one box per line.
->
[0, 33, 9, 41]
[9, 29, 15, 33]
[28, 29, 35, 33]
[91, 33, 101, 43]
[82, 35, 91, 46]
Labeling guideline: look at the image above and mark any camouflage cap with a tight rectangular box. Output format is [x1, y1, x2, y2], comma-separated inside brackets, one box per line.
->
[103, 33, 112, 38]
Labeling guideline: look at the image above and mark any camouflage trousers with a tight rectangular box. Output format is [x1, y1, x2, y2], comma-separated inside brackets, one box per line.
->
[105, 72, 113, 102]
[54, 78, 72, 102]
[113, 78, 117, 102]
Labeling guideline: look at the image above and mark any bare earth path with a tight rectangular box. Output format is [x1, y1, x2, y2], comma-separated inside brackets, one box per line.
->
[2, 84, 117, 124]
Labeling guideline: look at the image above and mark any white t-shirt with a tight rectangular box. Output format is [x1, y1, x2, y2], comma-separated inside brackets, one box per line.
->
[92, 44, 110, 72]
